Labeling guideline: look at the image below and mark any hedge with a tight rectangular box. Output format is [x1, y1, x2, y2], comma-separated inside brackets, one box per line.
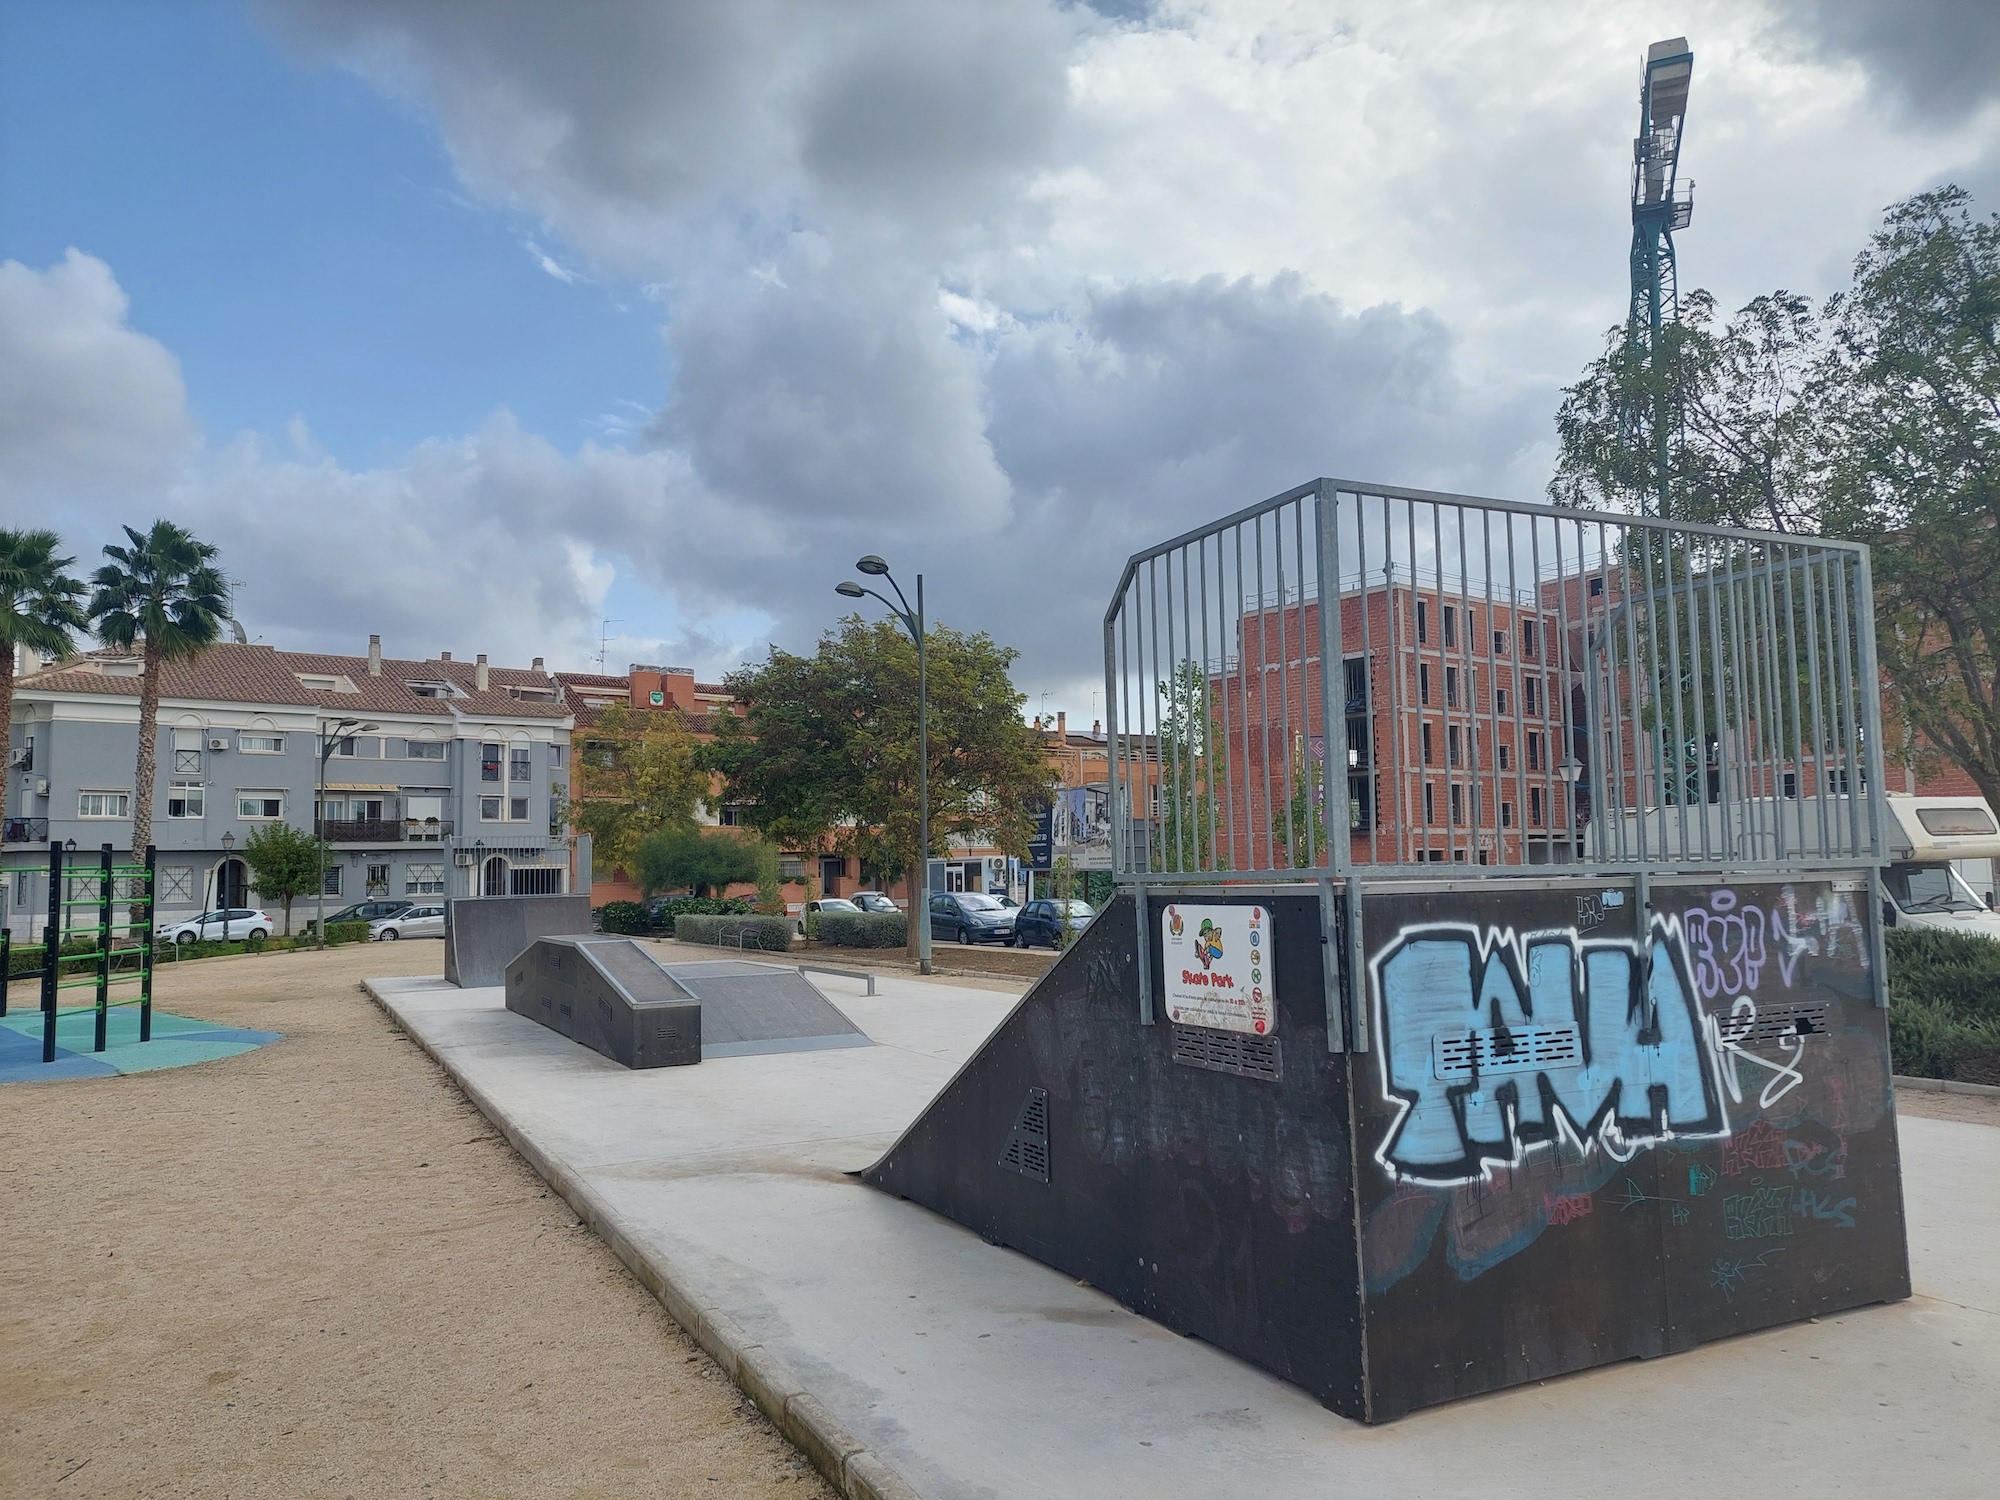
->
[814, 910, 908, 949]
[325, 921, 371, 946]
[1886, 927, 2000, 1085]
[649, 895, 753, 936]
[673, 913, 793, 953]
[597, 900, 651, 935]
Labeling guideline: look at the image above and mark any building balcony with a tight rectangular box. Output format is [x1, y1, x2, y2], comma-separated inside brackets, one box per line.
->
[3, 817, 49, 846]
[317, 817, 454, 845]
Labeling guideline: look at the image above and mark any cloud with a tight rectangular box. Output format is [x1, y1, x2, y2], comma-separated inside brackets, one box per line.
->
[0, 250, 192, 509]
[1763, 0, 2000, 127]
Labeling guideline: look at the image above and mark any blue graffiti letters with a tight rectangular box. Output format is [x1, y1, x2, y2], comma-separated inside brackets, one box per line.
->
[1373, 923, 1725, 1185]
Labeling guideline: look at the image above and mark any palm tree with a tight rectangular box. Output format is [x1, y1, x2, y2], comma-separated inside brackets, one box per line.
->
[88, 522, 232, 854]
[1, 530, 90, 798]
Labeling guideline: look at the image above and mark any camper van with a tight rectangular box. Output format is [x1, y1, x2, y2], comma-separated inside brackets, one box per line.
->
[1880, 795, 2000, 941]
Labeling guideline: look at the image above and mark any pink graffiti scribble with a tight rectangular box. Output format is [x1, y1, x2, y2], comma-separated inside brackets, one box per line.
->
[1544, 1192, 1595, 1227]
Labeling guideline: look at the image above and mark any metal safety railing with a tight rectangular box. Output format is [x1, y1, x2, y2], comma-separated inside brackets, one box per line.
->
[1102, 478, 1886, 886]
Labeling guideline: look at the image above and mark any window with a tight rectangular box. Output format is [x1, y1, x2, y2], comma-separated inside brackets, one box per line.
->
[719, 805, 748, 827]
[481, 796, 503, 821]
[549, 743, 568, 769]
[79, 791, 131, 819]
[238, 793, 284, 819]
[1450, 783, 1464, 824]
[238, 733, 283, 754]
[1501, 801, 1513, 827]
[1524, 676, 1540, 716]
[322, 865, 343, 897]
[1419, 663, 1431, 705]
[1915, 807, 1996, 836]
[1826, 769, 1852, 796]
[1521, 619, 1539, 658]
[406, 738, 446, 760]
[1423, 783, 1435, 822]
[1783, 771, 1798, 799]
[404, 862, 444, 896]
[779, 855, 806, 880]
[481, 743, 502, 782]
[510, 745, 532, 782]
[1498, 743, 1511, 771]
[1445, 666, 1459, 708]
[323, 734, 357, 758]
[1421, 723, 1434, 764]
[1493, 630, 1508, 656]
[1415, 601, 1428, 643]
[1588, 576, 1605, 597]
[509, 796, 529, 822]
[171, 727, 203, 773]
[1530, 786, 1545, 826]
[1496, 688, 1509, 716]
[298, 674, 339, 691]
[1442, 605, 1457, 648]
[1527, 731, 1543, 770]
[511, 867, 563, 895]
[167, 781, 205, 819]
[160, 866, 194, 903]
[366, 862, 391, 896]
[1448, 725, 1462, 767]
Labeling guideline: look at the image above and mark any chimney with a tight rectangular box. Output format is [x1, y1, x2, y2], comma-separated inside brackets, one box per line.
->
[440, 651, 452, 662]
[531, 656, 545, 673]
[17, 644, 41, 676]
[475, 653, 490, 691]
[1093, 719, 1102, 737]
[1057, 711, 1067, 739]
[368, 634, 382, 676]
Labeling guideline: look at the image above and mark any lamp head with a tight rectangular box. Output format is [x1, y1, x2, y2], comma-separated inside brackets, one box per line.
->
[855, 555, 889, 576]
[835, 581, 866, 599]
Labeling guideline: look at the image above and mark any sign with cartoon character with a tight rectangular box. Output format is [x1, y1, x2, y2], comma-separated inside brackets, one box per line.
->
[1160, 903, 1273, 1035]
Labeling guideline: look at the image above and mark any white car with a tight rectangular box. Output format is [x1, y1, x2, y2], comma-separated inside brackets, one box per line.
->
[156, 908, 274, 945]
[371, 903, 446, 941]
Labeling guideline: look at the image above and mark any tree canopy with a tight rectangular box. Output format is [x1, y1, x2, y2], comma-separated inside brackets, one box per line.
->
[240, 821, 323, 936]
[0, 528, 88, 780]
[571, 703, 708, 879]
[634, 825, 775, 898]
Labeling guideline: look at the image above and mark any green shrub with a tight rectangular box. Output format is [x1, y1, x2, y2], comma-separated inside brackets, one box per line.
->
[1887, 927, 2000, 1082]
[324, 921, 370, 946]
[648, 895, 753, 935]
[673, 913, 792, 952]
[597, 900, 651, 935]
[815, 910, 907, 949]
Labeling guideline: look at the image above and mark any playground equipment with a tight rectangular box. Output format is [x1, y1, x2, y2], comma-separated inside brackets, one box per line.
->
[867, 478, 1910, 1421]
[0, 841, 155, 1066]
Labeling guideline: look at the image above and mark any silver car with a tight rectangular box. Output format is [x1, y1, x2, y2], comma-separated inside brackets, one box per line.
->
[371, 903, 446, 940]
[156, 907, 274, 946]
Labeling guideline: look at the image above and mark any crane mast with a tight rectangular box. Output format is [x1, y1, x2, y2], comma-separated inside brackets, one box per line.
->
[1628, 38, 1693, 517]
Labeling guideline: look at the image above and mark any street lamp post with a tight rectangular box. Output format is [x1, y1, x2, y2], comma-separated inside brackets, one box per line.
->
[838, 557, 931, 975]
[315, 717, 378, 949]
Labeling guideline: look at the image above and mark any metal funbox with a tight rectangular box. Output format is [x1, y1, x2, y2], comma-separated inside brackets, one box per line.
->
[867, 479, 1909, 1422]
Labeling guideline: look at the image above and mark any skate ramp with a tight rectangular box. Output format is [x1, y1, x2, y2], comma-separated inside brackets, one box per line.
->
[660, 961, 872, 1059]
[505, 935, 701, 1069]
[445, 894, 593, 987]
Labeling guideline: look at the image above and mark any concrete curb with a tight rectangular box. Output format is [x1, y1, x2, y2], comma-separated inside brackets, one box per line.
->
[364, 980, 925, 1500]
[1894, 1073, 2000, 1098]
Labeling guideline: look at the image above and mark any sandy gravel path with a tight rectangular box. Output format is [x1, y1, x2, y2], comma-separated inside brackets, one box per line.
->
[0, 940, 832, 1500]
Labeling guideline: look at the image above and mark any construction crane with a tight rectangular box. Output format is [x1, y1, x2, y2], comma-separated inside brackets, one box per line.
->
[1627, 37, 1693, 517]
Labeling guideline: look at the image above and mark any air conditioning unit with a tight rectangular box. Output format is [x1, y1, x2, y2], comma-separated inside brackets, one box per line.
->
[453, 852, 476, 867]
[6, 748, 26, 767]
[207, 737, 230, 751]
[35, 779, 50, 797]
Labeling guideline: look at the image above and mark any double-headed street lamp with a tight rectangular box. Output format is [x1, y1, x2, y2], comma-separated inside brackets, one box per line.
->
[315, 716, 378, 950]
[836, 556, 932, 976]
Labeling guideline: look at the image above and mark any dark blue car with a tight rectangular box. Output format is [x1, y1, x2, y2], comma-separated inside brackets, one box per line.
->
[1012, 899, 1096, 950]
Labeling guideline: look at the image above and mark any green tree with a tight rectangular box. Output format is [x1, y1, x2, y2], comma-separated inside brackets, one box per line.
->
[709, 616, 1051, 952]
[240, 821, 323, 936]
[1156, 659, 1228, 871]
[1819, 187, 2000, 809]
[634, 825, 772, 897]
[571, 703, 707, 880]
[87, 522, 231, 854]
[0, 529, 89, 780]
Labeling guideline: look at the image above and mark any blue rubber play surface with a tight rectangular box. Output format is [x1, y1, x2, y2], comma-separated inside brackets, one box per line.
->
[0, 1005, 280, 1083]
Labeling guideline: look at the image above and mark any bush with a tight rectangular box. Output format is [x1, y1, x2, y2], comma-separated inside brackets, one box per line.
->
[324, 921, 370, 946]
[597, 900, 651, 935]
[648, 895, 753, 936]
[815, 910, 907, 949]
[673, 913, 793, 952]
[1887, 928, 2000, 1083]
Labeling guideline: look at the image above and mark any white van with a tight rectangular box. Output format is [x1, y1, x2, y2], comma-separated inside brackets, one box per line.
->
[1881, 796, 2000, 942]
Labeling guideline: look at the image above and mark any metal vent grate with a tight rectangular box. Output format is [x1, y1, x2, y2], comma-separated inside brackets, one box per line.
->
[1172, 1025, 1282, 1082]
[1433, 1024, 1581, 1081]
[999, 1087, 1050, 1183]
[1716, 1003, 1830, 1048]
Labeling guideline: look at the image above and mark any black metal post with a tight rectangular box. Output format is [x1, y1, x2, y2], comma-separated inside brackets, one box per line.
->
[140, 844, 156, 1041]
[41, 839, 60, 1064]
[1, 927, 10, 1017]
[95, 842, 112, 1051]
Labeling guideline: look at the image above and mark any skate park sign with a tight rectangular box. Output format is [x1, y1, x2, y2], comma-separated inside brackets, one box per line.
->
[1161, 902, 1272, 1034]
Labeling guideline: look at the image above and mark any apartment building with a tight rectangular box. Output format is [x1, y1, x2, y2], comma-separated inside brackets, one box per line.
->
[4, 636, 573, 937]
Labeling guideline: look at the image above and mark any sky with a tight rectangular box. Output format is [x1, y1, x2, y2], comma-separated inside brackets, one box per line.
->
[3, 0, 1997, 718]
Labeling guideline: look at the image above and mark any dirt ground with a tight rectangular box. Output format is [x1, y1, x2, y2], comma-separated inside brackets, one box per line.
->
[0, 940, 833, 1500]
[1892, 1085, 2000, 1128]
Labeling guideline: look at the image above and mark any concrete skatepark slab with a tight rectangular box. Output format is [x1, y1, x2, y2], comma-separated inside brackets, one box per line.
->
[368, 961, 1997, 1499]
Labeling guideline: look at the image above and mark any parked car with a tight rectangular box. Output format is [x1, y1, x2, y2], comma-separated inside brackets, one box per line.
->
[156, 908, 275, 946]
[798, 896, 861, 934]
[928, 891, 1015, 946]
[1013, 899, 1096, 950]
[849, 891, 902, 914]
[371, 903, 446, 941]
[303, 899, 412, 935]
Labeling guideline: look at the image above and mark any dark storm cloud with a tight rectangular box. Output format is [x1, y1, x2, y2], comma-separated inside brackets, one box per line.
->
[1766, 0, 2000, 127]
